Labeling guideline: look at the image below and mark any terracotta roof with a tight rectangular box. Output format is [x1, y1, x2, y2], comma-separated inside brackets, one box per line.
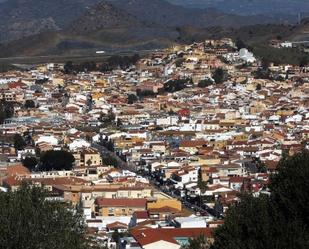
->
[95, 198, 147, 208]
[106, 221, 128, 230]
[7, 164, 30, 176]
[179, 140, 207, 148]
[148, 206, 180, 214]
[130, 228, 213, 247]
[134, 211, 149, 219]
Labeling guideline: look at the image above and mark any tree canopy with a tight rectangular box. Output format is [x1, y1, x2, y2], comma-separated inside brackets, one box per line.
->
[0, 184, 88, 249]
[24, 100, 36, 109]
[0, 100, 14, 124]
[212, 151, 309, 249]
[13, 133, 26, 150]
[22, 156, 38, 171]
[212, 68, 228, 84]
[39, 150, 75, 171]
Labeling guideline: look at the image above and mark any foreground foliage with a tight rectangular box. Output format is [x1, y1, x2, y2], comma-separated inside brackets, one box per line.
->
[212, 151, 309, 249]
[0, 184, 88, 249]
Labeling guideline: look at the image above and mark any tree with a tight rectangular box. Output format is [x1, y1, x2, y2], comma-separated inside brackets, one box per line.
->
[39, 150, 75, 171]
[163, 78, 191, 93]
[0, 100, 14, 124]
[128, 94, 138, 104]
[24, 100, 35, 109]
[212, 68, 228, 84]
[212, 151, 309, 249]
[197, 168, 207, 192]
[22, 156, 38, 171]
[236, 38, 246, 50]
[0, 184, 88, 249]
[198, 78, 213, 88]
[270, 151, 309, 227]
[256, 83, 262, 91]
[182, 235, 210, 249]
[299, 56, 308, 67]
[13, 134, 26, 150]
[102, 155, 119, 167]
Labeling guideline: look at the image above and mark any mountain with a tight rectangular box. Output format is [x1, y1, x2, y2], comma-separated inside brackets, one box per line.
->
[0, 0, 299, 58]
[108, 0, 276, 28]
[70, 2, 144, 34]
[0, 0, 101, 41]
[167, 0, 309, 20]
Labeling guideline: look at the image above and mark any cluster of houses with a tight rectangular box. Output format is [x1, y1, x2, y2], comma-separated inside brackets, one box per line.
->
[0, 37, 309, 248]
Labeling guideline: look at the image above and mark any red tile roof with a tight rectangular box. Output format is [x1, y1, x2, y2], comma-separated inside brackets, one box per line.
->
[95, 198, 147, 208]
[134, 211, 149, 219]
[130, 228, 213, 246]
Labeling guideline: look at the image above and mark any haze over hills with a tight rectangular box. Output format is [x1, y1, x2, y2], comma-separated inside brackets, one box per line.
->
[0, 0, 306, 57]
[168, 0, 309, 18]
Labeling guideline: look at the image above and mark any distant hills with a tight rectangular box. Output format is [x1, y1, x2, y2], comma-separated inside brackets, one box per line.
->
[0, 0, 305, 57]
[168, 0, 309, 20]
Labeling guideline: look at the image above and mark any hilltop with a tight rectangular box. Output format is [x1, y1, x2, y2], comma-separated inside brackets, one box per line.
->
[0, 0, 305, 57]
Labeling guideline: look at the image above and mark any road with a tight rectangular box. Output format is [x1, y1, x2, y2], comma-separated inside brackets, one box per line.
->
[93, 142, 217, 217]
[0, 49, 156, 64]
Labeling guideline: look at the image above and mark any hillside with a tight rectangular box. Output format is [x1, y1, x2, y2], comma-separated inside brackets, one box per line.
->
[0, 0, 303, 58]
[108, 0, 276, 28]
[70, 2, 144, 35]
[0, 0, 101, 41]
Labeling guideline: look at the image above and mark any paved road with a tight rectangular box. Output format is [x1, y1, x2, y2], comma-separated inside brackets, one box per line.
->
[93, 142, 217, 217]
[92, 142, 136, 172]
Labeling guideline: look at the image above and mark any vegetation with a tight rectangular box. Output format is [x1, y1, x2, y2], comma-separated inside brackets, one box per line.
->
[197, 168, 208, 192]
[182, 235, 210, 249]
[198, 78, 214, 88]
[64, 54, 140, 74]
[22, 156, 38, 171]
[164, 78, 192, 93]
[24, 100, 36, 109]
[13, 134, 26, 150]
[128, 94, 138, 104]
[39, 150, 75, 171]
[0, 100, 14, 124]
[102, 155, 119, 167]
[252, 46, 309, 66]
[212, 68, 228, 84]
[235, 38, 247, 50]
[212, 151, 309, 249]
[0, 184, 88, 249]
[136, 89, 156, 98]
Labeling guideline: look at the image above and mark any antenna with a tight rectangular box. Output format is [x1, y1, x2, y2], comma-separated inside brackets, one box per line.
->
[298, 12, 302, 25]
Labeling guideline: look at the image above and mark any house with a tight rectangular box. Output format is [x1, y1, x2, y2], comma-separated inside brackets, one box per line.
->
[95, 198, 147, 217]
[130, 227, 213, 249]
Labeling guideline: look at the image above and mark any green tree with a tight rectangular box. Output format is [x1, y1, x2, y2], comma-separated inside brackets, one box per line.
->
[0, 184, 88, 249]
[198, 78, 213, 88]
[212, 151, 309, 249]
[236, 38, 246, 50]
[22, 156, 38, 171]
[270, 151, 309, 226]
[13, 134, 26, 150]
[256, 83, 262, 91]
[0, 100, 14, 124]
[299, 56, 308, 67]
[212, 68, 228, 84]
[24, 100, 35, 109]
[39, 150, 75, 171]
[128, 94, 138, 104]
[102, 155, 119, 167]
[197, 168, 208, 192]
